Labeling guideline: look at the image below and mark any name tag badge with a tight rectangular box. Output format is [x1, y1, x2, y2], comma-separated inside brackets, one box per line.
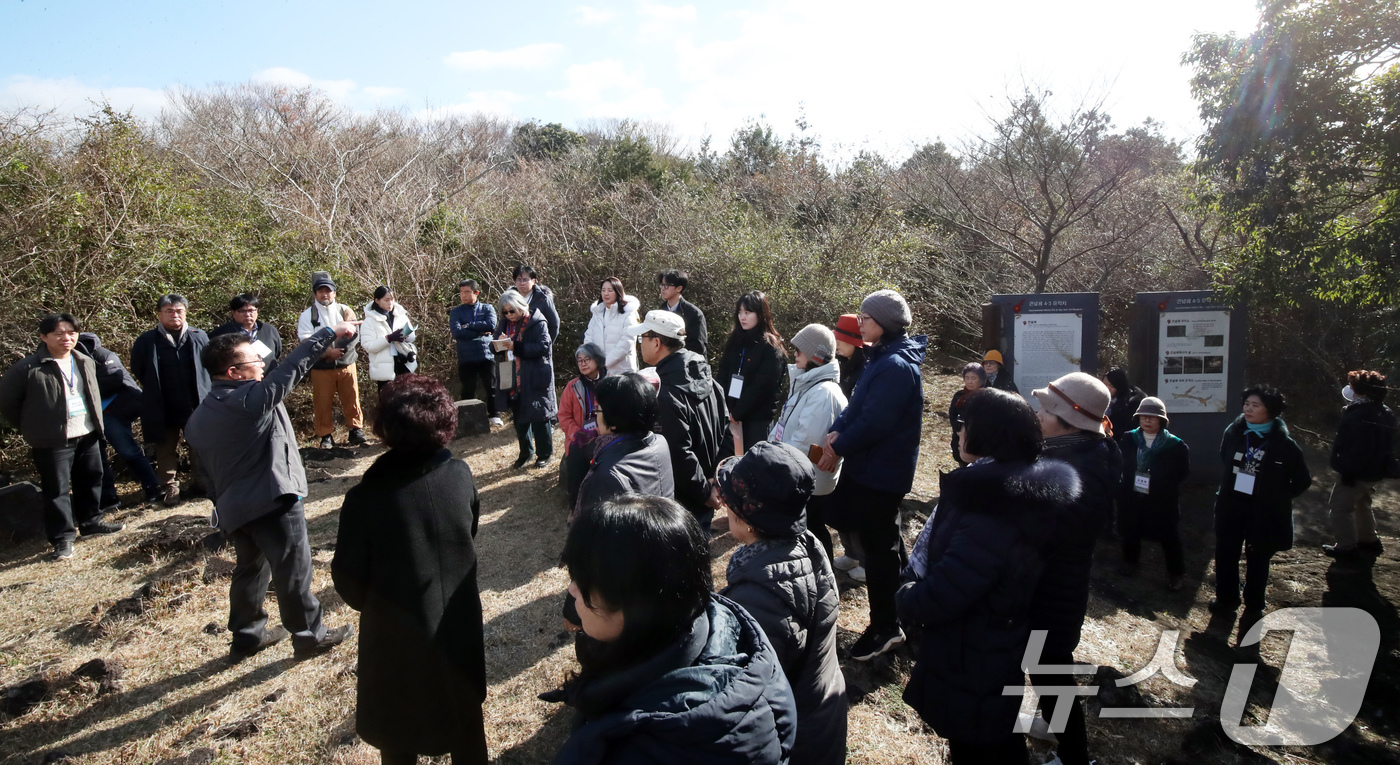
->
[728, 374, 744, 398]
[1234, 452, 1244, 461]
[506, 350, 515, 362]
[66, 392, 86, 418]
[583, 421, 597, 431]
[1134, 472, 1150, 494]
[248, 339, 273, 358]
[771, 423, 785, 442]
[1234, 472, 1256, 495]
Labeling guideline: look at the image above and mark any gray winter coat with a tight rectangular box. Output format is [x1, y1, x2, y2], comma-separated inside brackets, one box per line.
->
[185, 328, 337, 531]
[770, 361, 847, 495]
[576, 432, 675, 515]
[721, 531, 847, 765]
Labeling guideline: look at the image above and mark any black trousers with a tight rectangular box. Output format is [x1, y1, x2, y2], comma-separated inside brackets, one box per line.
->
[227, 498, 325, 652]
[1214, 510, 1274, 610]
[31, 434, 104, 544]
[807, 491, 840, 564]
[1123, 529, 1185, 577]
[946, 735, 1028, 764]
[831, 473, 906, 631]
[1030, 658, 1091, 765]
[458, 360, 498, 416]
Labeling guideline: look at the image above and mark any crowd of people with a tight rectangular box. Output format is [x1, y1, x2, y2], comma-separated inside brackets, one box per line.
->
[0, 263, 1394, 764]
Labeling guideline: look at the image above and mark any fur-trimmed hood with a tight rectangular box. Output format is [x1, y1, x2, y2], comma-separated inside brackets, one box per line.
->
[941, 457, 1082, 518]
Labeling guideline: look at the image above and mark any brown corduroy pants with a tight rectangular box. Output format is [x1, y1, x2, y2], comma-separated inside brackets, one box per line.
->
[310, 365, 364, 437]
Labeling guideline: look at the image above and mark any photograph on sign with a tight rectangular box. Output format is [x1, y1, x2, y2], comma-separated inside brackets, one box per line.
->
[1159, 310, 1230, 412]
[1013, 312, 1082, 408]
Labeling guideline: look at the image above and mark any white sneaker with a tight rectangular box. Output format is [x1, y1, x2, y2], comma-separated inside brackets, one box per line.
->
[489, 417, 504, 427]
[832, 555, 859, 571]
[847, 565, 867, 583]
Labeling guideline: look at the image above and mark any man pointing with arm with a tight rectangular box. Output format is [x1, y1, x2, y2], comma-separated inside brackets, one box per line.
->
[185, 317, 359, 661]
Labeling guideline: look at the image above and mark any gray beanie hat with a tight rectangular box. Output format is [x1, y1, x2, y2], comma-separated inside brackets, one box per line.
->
[1132, 396, 1169, 425]
[860, 289, 912, 333]
[311, 271, 336, 292]
[575, 343, 607, 369]
[790, 323, 836, 363]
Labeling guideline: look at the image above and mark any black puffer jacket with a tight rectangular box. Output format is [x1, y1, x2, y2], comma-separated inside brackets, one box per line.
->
[1031, 434, 1122, 659]
[1215, 417, 1311, 553]
[897, 459, 1080, 746]
[1331, 399, 1398, 484]
[1107, 387, 1146, 440]
[554, 594, 797, 764]
[655, 349, 728, 515]
[721, 531, 846, 765]
[76, 333, 143, 423]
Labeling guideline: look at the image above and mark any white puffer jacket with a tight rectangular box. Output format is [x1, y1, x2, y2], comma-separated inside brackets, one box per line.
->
[583, 294, 641, 374]
[360, 302, 419, 382]
[770, 360, 847, 495]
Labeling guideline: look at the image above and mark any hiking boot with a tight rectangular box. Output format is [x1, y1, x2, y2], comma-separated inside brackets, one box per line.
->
[832, 555, 860, 572]
[162, 489, 182, 507]
[295, 624, 354, 661]
[79, 520, 124, 536]
[230, 626, 288, 661]
[51, 540, 74, 561]
[848, 625, 905, 662]
[347, 428, 367, 446]
[1358, 539, 1384, 555]
[143, 486, 165, 505]
[319, 435, 335, 450]
[532, 457, 551, 469]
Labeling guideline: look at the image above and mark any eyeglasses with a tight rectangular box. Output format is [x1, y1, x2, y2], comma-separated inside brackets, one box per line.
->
[231, 359, 265, 369]
[856, 314, 871, 324]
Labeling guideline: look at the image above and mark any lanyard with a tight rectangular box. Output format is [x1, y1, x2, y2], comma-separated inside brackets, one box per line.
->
[581, 384, 595, 417]
[57, 356, 77, 394]
[738, 348, 746, 371]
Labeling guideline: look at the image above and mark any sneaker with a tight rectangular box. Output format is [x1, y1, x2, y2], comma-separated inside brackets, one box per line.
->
[347, 428, 367, 446]
[230, 625, 288, 661]
[79, 520, 124, 536]
[848, 625, 905, 662]
[512, 454, 532, 469]
[1322, 543, 1361, 559]
[162, 489, 182, 507]
[847, 565, 867, 583]
[294, 624, 354, 661]
[1166, 575, 1184, 591]
[1018, 711, 1059, 744]
[51, 540, 74, 561]
[532, 457, 551, 469]
[1358, 539, 1384, 555]
[489, 417, 504, 428]
[319, 435, 335, 450]
[832, 555, 860, 572]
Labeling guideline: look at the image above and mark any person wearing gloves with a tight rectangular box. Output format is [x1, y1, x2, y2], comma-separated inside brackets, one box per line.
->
[948, 362, 986, 467]
[361, 286, 419, 392]
[296, 271, 365, 449]
[982, 349, 1018, 394]
[495, 290, 557, 469]
[559, 343, 608, 507]
[553, 494, 797, 764]
[769, 324, 849, 566]
[1117, 397, 1190, 590]
[819, 289, 927, 662]
[1324, 370, 1397, 558]
[450, 280, 501, 427]
[716, 290, 787, 455]
[1211, 385, 1311, 645]
[1029, 371, 1122, 765]
[717, 441, 848, 765]
[582, 276, 641, 374]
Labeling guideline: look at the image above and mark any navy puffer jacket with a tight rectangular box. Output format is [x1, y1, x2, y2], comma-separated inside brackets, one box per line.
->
[897, 458, 1080, 746]
[830, 333, 927, 494]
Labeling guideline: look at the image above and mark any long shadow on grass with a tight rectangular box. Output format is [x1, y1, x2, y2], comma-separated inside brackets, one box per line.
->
[483, 592, 573, 685]
[493, 704, 572, 764]
[0, 653, 286, 759]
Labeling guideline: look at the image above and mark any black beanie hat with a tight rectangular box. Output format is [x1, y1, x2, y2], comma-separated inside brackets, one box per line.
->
[716, 441, 816, 538]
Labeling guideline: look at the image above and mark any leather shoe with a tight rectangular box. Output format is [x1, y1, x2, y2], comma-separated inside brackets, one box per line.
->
[51, 540, 74, 561]
[230, 625, 288, 660]
[79, 520, 124, 536]
[295, 624, 354, 661]
[347, 428, 367, 446]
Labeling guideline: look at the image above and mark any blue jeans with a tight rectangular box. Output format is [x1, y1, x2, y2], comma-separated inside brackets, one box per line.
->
[100, 412, 161, 504]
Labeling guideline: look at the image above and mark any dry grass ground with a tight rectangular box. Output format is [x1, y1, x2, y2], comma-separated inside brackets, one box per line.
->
[0, 374, 1397, 764]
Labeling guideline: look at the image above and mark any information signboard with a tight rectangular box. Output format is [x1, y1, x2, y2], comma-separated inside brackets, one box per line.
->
[987, 293, 1100, 409]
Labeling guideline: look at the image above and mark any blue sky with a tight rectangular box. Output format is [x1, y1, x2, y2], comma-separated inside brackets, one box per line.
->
[2, 0, 1263, 160]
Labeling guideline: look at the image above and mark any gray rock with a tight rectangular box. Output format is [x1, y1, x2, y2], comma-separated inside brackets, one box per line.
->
[454, 398, 489, 440]
[0, 482, 44, 543]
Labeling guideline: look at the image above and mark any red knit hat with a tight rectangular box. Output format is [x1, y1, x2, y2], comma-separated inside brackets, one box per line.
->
[834, 314, 864, 346]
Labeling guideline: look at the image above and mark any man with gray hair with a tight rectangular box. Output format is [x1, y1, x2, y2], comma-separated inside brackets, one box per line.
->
[130, 294, 211, 506]
[296, 271, 365, 449]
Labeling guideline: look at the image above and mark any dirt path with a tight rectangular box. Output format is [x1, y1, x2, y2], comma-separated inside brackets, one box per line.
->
[0, 376, 1396, 764]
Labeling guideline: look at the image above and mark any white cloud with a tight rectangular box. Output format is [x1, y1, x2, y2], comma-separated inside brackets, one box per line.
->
[253, 67, 357, 102]
[1, 75, 169, 119]
[637, 2, 696, 36]
[548, 60, 667, 117]
[574, 5, 616, 25]
[362, 85, 408, 100]
[443, 43, 565, 71]
[417, 91, 525, 119]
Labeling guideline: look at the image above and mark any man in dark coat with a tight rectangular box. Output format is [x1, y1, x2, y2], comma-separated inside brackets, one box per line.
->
[631, 310, 727, 535]
[1031, 372, 1123, 765]
[75, 332, 162, 506]
[1325, 370, 1396, 557]
[209, 293, 283, 375]
[820, 290, 927, 662]
[717, 441, 848, 765]
[332, 377, 488, 764]
[185, 326, 356, 661]
[129, 294, 211, 506]
[496, 264, 560, 341]
[658, 268, 708, 357]
[449, 279, 501, 425]
[1103, 368, 1146, 440]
